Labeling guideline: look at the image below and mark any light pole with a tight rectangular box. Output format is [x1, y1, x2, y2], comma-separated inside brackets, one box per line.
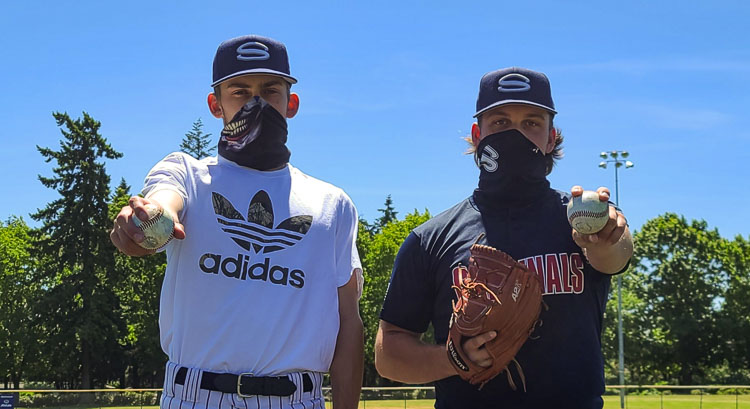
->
[598, 150, 633, 409]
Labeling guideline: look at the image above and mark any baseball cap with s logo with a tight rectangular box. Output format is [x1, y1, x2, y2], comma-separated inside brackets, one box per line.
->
[474, 67, 556, 117]
[212, 35, 298, 87]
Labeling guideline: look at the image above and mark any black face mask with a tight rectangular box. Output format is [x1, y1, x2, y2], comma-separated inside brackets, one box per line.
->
[218, 97, 291, 170]
[474, 129, 549, 204]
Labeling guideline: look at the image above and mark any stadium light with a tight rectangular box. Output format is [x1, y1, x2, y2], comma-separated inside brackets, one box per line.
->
[598, 150, 634, 409]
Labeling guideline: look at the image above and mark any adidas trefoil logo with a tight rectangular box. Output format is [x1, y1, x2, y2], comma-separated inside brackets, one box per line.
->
[212, 190, 313, 253]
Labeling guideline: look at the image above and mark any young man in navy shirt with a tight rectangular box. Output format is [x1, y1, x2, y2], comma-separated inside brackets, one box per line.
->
[375, 67, 633, 408]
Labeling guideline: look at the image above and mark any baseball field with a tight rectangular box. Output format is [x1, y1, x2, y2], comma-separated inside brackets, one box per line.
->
[8, 394, 750, 408]
[335, 395, 750, 408]
[337, 395, 750, 409]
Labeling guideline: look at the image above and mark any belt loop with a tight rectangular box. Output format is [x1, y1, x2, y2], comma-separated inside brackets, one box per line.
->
[179, 366, 204, 402]
[315, 372, 322, 400]
[289, 373, 299, 405]
[164, 361, 179, 397]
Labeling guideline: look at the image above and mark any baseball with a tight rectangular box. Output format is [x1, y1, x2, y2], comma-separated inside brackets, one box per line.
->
[567, 190, 609, 235]
[133, 204, 175, 249]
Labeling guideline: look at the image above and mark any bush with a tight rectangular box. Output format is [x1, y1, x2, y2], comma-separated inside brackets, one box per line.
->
[17, 390, 160, 407]
[19, 392, 80, 407]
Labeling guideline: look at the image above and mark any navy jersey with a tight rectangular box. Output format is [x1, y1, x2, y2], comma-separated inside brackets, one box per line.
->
[380, 188, 618, 409]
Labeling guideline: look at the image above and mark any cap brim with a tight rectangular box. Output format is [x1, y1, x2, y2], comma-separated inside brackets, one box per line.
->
[212, 68, 298, 87]
[474, 100, 556, 118]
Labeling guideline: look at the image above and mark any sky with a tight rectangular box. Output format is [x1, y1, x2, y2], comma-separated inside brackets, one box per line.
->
[1, 0, 748, 239]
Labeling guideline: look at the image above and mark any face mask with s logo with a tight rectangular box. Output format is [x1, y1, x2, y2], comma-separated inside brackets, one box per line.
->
[474, 129, 548, 203]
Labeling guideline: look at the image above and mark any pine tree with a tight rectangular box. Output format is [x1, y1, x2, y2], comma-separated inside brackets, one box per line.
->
[180, 118, 215, 159]
[109, 179, 168, 387]
[375, 195, 398, 230]
[32, 112, 125, 389]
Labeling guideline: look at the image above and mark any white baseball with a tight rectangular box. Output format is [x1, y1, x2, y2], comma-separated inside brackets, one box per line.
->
[133, 204, 175, 249]
[567, 190, 609, 235]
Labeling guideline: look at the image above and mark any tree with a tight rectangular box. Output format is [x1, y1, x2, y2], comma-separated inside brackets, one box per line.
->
[601, 260, 669, 385]
[374, 195, 398, 232]
[0, 217, 40, 388]
[631, 213, 728, 384]
[359, 209, 430, 386]
[180, 118, 215, 159]
[32, 112, 125, 389]
[109, 179, 168, 387]
[718, 235, 750, 383]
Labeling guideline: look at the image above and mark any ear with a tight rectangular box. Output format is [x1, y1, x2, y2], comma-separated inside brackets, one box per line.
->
[286, 93, 299, 119]
[471, 122, 481, 148]
[207, 93, 223, 119]
[545, 127, 557, 153]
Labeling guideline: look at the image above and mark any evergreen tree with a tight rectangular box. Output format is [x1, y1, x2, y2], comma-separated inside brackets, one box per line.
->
[32, 112, 125, 389]
[375, 195, 398, 231]
[180, 118, 215, 159]
[109, 179, 168, 387]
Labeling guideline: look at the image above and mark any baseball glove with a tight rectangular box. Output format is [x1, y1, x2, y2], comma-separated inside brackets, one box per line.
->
[446, 237, 544, 390]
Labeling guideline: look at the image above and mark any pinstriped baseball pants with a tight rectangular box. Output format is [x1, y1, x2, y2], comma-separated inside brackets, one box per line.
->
[160, 361, 326, 409]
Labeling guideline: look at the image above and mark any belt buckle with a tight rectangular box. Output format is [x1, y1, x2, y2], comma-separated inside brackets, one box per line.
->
[237, 372, 254, 398]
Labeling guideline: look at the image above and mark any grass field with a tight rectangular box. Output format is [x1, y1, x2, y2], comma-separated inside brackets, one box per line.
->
[604, 393, 750, 409]
[322, 395, 750, 408]
[14, 394, 750, 408]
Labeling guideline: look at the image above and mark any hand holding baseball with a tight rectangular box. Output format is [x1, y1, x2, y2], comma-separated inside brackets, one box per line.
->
[110, 196, 186, 256]
[569, 186, 627, 248]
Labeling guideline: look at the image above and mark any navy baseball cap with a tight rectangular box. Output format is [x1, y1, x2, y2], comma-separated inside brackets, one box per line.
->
[212, 35, 297, 87]
[474, 67, 556, 117]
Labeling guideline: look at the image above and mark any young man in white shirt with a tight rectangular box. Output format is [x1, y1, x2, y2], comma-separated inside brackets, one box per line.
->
[111, 35, 363, 409]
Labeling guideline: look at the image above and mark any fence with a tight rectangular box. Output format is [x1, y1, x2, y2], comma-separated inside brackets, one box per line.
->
[0, 385, 749, 408]
[605, 385, 750, 409]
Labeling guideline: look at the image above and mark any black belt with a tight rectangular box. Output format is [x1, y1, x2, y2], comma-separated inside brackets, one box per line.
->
[175, 367, 312, 397]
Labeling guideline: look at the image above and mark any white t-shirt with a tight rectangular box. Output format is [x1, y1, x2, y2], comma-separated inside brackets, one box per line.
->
[142, 152, 362, 375]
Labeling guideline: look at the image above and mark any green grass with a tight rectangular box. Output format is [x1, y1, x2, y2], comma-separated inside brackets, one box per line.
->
[17, 394, 750, 409]
[604, 393, 750, 408]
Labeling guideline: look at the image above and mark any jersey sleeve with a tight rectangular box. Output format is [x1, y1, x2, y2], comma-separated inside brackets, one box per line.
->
[141, 152, 189, 211]
[379, 232, 434, 334]
[334, 192, 363, 296]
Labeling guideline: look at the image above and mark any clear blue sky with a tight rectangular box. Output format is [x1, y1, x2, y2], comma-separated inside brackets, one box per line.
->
[1, 1, 748, 239]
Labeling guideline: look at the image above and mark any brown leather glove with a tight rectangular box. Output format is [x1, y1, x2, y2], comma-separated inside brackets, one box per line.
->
[446, 240, 544, 389]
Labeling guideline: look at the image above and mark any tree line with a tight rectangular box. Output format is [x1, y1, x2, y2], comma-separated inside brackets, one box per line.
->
[0, 112, 748, 390]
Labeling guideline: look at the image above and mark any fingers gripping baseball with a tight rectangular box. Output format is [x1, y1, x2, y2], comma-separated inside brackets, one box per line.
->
[110, 196, 185, 256]
[569, 186, 626, 247]
[462, 331, 497, 368]
[571, 185, 609, 201]
[597, 205, 627, 245]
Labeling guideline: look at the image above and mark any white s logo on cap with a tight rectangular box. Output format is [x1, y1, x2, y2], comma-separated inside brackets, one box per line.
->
[236, 42, 270, 61]
[498, 73, 531, 92]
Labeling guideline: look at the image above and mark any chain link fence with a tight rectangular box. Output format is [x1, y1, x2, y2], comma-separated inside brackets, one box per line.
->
[1, 385, 748, 408]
